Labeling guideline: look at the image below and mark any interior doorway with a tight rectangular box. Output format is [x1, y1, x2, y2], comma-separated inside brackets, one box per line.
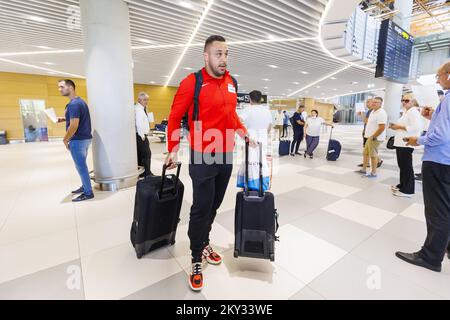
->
[19, 99, 49, 142]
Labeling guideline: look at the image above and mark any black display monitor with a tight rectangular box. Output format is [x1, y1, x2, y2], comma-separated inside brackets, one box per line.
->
[375, 19, 414, 84]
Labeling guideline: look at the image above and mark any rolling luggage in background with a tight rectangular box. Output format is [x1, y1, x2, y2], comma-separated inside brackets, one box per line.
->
[278, 126, 291, 156]
[326, 127, 342, 161]
[234, 141, 279, 262]
[130, 163, 184, 259]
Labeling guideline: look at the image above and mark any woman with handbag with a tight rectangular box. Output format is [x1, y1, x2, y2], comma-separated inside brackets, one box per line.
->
[389, 94, 422, 197]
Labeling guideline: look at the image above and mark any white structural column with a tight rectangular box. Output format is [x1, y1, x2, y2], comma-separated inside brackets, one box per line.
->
[79, 0, 138, 188]
[383, 0, 414, 128]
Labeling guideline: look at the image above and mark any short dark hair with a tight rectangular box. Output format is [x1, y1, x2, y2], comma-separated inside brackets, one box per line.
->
[204, 35, 226, 52]
[437, 90, 444, 96]
[298, 105, 305, 109]
[249, 90, 262, 104]
[312, 109, 319, 115]
[59, 79, 76, 90]
[373, 96, 383, 104]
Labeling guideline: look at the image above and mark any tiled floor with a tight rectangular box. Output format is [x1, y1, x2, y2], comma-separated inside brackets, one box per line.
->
[0, 125, 449, 300]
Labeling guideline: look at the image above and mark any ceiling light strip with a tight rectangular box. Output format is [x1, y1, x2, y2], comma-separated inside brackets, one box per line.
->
[0, 57, 84, 78]
[0, 49, 83, 57]
[164, 0, 215, 87]
[288, 65, 351, 97]
[323, 87, 386, 100]
[0, 36, 318, 57]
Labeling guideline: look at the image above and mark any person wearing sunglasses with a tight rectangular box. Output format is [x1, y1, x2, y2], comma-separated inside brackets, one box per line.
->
[397, 62, 450, 272]
[388, 94, 422, 197]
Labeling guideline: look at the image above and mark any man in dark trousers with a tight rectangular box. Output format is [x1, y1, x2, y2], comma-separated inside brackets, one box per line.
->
[290, 105, 306, 156]
[165, 35, 255, 292]
[135, 92, 153, 177]
[398, 62, 450, 272]
[57, 79, 94, 202]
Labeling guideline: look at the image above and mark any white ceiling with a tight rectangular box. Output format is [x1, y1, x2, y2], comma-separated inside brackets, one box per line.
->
[0, 0, 387, 99]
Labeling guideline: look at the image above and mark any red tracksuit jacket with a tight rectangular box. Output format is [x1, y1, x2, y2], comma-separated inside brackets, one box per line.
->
[167, 68, 247, 153]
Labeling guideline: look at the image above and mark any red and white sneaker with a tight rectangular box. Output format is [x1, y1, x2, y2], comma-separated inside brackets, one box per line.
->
[202, 245, 223, 265]
[188, 262, 203, 292]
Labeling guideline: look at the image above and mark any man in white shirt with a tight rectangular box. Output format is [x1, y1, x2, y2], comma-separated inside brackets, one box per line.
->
[274, 109, 284, 140]
[239, 90, 272, 152]
[135, 92, 153, 177]
[357, 96, 387, 178]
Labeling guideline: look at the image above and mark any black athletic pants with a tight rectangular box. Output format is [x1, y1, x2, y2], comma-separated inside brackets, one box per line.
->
[188, 154, 233, 261]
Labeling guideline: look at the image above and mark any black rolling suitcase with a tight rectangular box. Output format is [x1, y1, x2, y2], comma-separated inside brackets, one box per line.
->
[130, 163, 184, 259]
[234, 142, 279, 262]
[326, 127, 342, 161]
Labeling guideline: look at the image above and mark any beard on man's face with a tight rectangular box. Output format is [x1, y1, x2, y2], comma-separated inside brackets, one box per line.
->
[209, 61, 227, 77]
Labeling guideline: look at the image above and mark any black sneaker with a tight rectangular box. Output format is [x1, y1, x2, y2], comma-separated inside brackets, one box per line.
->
[71, 186, 84, 194]
[357, 163, 363, 167]
[72, 193, 94, 202]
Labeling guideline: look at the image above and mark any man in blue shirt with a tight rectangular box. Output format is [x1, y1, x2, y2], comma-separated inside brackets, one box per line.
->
[282, 110, 289, 138]
[397, 62, 450, 272]
[290, 105, 306, 156]
[57, 79, 94, 202]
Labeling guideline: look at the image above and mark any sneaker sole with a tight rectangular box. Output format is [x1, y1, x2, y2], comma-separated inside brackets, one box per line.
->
[393, 193, 413, 198]
[188, 278, 205, 292]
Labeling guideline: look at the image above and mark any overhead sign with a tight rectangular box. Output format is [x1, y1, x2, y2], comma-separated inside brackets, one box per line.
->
[237, 93, 268, 104]
[375, 19, 414, 84]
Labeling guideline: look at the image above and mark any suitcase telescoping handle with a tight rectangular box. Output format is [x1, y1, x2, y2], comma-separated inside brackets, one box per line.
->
[245, 140, 264, 198]
[160, 162, 181, 196]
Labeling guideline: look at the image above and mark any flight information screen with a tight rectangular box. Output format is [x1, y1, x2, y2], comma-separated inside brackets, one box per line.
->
[375, 19, 414, 84]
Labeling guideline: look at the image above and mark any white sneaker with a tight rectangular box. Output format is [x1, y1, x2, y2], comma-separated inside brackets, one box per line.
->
[391, 185, 400, 192]
[393, 190, 413, 198]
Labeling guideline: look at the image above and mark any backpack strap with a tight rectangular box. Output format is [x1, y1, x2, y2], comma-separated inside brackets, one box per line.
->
[231, 76, 238, 93]
[192, 70, 203, 129]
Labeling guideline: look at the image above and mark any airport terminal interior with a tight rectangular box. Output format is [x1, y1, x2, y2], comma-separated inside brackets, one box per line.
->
[0, 0, 449, 300]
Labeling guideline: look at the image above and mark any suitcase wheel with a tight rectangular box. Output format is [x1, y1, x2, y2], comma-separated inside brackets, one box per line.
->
[270, 254, 275, 262]
[233, 250, 239, 258]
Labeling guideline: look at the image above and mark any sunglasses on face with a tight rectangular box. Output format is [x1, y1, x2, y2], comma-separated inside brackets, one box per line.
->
[401, 99, 410, 103]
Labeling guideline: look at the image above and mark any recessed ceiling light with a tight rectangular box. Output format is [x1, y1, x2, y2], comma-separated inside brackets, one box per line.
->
[233, 74, 240, 77]
[300, 71, 309, 74]
[293, 82, 300, 85]
[330, 77, 337, 80]
[264, 86, 269, 89]
[179, 0, 193, 9]
[162, 75, 169, 78]
[351, 81, 359, 85]
[267, 65, 279, 69]
[149, 81, 156, 84]
[135, 38, 154, 44]
[27, 16, 49, 23]
[34, 46, 53, 50]
[267, 35, 276, 40]
[333, 88, 337, 91]
[316, 86, 321, 88]
[43, 62, 56, 65]
[368, 83, 375, 88]
[262, 78, 271, 82]
[183, 67, 194, 70]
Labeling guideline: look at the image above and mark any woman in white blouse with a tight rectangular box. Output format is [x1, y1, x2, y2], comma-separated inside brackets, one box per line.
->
[389, 94, 422, 197]
[304, 109, 333, 159]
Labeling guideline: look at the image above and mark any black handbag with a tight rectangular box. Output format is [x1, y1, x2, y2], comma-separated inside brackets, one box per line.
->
[386, 136, 396, 150]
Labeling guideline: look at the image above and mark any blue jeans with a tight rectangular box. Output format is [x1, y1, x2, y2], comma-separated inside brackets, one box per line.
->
[69, 139, 93, 195]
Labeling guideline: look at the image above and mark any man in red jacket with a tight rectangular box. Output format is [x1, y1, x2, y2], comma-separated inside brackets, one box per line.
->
[165, 35, 254, 291]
